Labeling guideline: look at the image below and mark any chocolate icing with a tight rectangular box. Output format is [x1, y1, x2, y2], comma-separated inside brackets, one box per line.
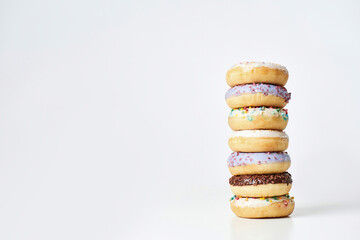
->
[229, 172, 292, 186]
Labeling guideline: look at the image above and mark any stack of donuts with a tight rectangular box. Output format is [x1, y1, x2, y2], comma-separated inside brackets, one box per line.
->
[225, 62, 295, 218]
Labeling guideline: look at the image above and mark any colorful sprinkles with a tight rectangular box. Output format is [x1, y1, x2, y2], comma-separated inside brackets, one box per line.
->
[229, 106, 289, 121]
[228, 152, 290, 167]
[230, 194, 293, 202]
[225, 83, 291, 102]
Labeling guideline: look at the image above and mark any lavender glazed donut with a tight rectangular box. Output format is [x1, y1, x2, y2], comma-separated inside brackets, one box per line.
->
[226, 62, 289, 87]
[230, 194, 295, 218]
[229, 172, 292, 197]
[228, 130, 289, 152]
[228, 152, 291, 175]
[228, 107, 289, 131]
[225, 83, 291, 109]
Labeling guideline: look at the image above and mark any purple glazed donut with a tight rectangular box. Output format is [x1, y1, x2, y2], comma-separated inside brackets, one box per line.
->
[228, 152, 291, 175]
[225, 83, 291, 108]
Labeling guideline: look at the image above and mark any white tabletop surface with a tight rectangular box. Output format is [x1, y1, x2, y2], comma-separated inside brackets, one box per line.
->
[122, 187, 360, 240]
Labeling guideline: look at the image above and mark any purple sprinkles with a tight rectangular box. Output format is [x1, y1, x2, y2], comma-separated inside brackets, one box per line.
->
[228, 152, 291, 167]
[225, 83, 291, 102]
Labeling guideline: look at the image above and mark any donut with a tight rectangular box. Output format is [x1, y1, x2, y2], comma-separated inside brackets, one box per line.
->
[228, 107, 288, 131]
[228, 130, 289, 152]
[228, 152, 291, 175]
[225, 83, 291, 109]
[229, 172, 292, 197]
[226, 62, 289, 87]
[230, 194, 295, 218]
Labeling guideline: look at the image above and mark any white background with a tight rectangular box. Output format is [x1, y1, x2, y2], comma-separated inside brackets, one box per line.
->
[1, 0, 360, 239]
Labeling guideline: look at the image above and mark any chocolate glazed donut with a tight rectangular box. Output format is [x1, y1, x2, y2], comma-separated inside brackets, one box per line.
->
[229, 172, 292, 186]
[229, 172, 293, 197]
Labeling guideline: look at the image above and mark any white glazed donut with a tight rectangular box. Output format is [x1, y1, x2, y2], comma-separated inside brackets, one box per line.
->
[230, 194, 295, 218]
[226, 62, 289, 87]
[228, 107, 288, 130]
[228, 130, 289, 152]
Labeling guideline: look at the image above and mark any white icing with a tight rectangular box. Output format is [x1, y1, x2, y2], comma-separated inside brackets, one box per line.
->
[229, 107, 288, 119]
[229, 130, 289, 139]
[229, 62, 288, 72]
[231, 196, 293, 208]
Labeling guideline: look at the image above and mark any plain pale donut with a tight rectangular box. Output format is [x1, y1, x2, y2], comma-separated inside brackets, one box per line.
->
[226, 62, 289, 87]
[229, 172, 292, 197]
[230, 194, 295, 218]
[228, 107, 288, 131]
[228, 152, 291, 175]
[228, 130, 289, 152]
[225, 83, 291, 109]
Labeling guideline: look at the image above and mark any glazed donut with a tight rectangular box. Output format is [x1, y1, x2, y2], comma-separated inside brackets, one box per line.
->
[228, 107, 288, 131]
[225, 83, 291, 109]
[226, 62, 289, 87]
[229, 172, 292, 197]
[230, 194, 295, 218]
[228, 130, 289, 152]
[228, 152, 291, 175]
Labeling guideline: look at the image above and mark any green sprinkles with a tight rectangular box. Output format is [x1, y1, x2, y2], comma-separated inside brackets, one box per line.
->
[229, 107, 289, 121]
[281, 112, 288, 121]
[229, 195, 291, 202]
